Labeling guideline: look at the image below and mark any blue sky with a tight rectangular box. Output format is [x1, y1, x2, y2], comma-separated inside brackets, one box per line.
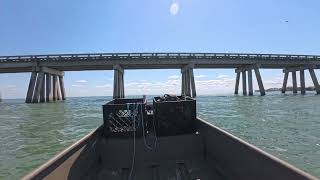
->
[1, 0, 320, 98]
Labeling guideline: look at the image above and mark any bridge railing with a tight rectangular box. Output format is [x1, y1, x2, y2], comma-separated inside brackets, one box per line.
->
[1, 53, 320, 62]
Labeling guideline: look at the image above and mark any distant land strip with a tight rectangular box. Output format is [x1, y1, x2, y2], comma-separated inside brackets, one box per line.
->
[255, 86, 315, 92]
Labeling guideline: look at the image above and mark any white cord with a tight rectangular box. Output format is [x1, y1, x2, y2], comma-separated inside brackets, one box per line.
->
[127, 102, 158, 179]
[127, 103, 136, 180]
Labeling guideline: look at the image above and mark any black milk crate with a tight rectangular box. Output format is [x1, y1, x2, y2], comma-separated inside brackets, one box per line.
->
[102, 98, 147, 137]
[153, 95, 196, 136]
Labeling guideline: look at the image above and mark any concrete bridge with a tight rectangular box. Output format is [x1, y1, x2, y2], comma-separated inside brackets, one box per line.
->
[1, 53, 320, 103]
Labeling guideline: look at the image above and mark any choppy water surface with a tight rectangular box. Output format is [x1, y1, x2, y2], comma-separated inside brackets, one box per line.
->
[0, 93, 319, 179]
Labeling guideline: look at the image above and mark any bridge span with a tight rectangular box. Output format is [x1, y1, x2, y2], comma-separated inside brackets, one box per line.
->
[0, 52, 320, 103]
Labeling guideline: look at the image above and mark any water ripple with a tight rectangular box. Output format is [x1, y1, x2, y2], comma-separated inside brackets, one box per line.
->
[0, 94, 320, 179]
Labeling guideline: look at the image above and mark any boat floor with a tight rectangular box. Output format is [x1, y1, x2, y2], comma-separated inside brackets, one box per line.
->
[80, 133, 225, 180]
[83, 159, 222, 180]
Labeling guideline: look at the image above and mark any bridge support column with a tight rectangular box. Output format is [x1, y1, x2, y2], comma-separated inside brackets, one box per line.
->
[58, 76, 66, 100]
[235, 66, 265, 96]
[234, 72, 240, 95]
[32, 71, 45, 103]
[309, 69, 320, 94]
[185, 68, 191, 96]
[300, 70, 306, 94]
[254, 68, 265, 96]
[292, 71, 298, 94]
[242, 70, 247, 95]
[46, 74, 53, 101]
[53, 75, 58, 101]
[190, 67, 196, 97]
[26, 72, 37, 103]
[181, 64, 196, 97]
[181, 70, 186, 95]
[283, 67, 319, 94]
[248, 69, 253, 96]
[25, 67, 65, 103]
[40, 74, 46, 103]
[113, 65, 125, 99]
[282, 72, 289, 93]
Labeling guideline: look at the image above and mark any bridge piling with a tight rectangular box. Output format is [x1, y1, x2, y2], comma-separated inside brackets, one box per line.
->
[292, 71, 298, 94]
[26, 67, 65, 103]
[113, 65, 124, 99]
[309, 69, 320, 94]
[40, 74, 46, 102]
[300, 70, 306, 94]
[234, 72, 240, 95]
[32, 71, 44, 103]
[25, 72, 37, 103]
[242, 70, 247, 95]
[181, 70, 186, 96]
[121, 72, 125, 97]
[189, 67, 196, 97]
[282, 72, 289, 93]
[46, 74, 53, 101]
[235, 66, 265, 96]
[59, 76, 66, 100]
[283, 67, 319, 94]
[254, 68, 265, 96]
[248, 69, 253, 96]
[52, 75, 58, 101]
[56, 78, 62, 101]
[185, 68, 191, 96]
[181, 65, 196, 97]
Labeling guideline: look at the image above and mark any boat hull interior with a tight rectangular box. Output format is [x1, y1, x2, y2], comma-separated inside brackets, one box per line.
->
[22, 118, 316, 180]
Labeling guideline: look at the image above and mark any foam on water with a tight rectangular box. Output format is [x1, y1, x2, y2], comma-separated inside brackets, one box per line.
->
[0, 93, 319, 179]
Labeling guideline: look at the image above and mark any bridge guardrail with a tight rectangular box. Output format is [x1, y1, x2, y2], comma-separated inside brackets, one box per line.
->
[1, 53, 320, 63]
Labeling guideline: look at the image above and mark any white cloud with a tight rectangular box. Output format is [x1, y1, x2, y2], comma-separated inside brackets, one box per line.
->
[166, 79, 180, 86]
[127, 82, 139, 86]
[6, 85, 17, 88]
[168, 75, 179, 79]
[75, 80, 87, 83]
[72, 84, 83, 87]
[195, 77, 234, 88]
[195, 75, 207, 78]
[170, 2, 179, 16]
[95, 84, 111, 88]
[217, 75, 229, 79]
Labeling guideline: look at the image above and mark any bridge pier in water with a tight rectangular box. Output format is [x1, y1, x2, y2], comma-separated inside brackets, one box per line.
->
[113, 64, 125, 99]
[282, 67, 320, 94]
[181, 64, 196, 97]
[235, 66, 265, 96]
[26, 67, 65, 103]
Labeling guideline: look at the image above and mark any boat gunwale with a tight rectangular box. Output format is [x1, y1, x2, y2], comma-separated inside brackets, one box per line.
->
[21, 118, 318, 180]
[197, 117, 317, 180]
[21, 127, 100, 180]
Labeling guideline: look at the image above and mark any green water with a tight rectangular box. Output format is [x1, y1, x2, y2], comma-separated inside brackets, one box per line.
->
[0, 93, 319, 179]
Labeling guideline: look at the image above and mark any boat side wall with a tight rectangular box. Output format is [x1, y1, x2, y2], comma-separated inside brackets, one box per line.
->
[21, 127, 102, 180]
[196, 118, 317, 180]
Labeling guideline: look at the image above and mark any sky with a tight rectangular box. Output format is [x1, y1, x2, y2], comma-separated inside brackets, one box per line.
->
[1, 0, 320, 98]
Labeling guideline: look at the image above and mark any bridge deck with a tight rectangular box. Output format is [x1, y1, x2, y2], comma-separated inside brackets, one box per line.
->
[1, 53, 320, 72]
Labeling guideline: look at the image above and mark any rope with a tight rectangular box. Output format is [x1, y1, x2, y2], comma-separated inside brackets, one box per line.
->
[126, 102, 158, 179]
[127, 103, 137, 180]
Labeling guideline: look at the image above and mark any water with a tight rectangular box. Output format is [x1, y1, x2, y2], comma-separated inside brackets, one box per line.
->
[0, 93, 319, 179]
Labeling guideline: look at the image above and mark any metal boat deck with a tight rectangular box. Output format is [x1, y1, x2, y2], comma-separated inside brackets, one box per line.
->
[22, 118, 317, 180]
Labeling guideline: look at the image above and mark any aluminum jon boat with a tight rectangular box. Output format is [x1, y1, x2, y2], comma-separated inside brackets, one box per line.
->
[22, 97, 317, 180]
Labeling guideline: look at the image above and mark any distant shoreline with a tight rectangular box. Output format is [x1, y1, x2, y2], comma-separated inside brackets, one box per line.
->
[255, 86, 315, 92]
